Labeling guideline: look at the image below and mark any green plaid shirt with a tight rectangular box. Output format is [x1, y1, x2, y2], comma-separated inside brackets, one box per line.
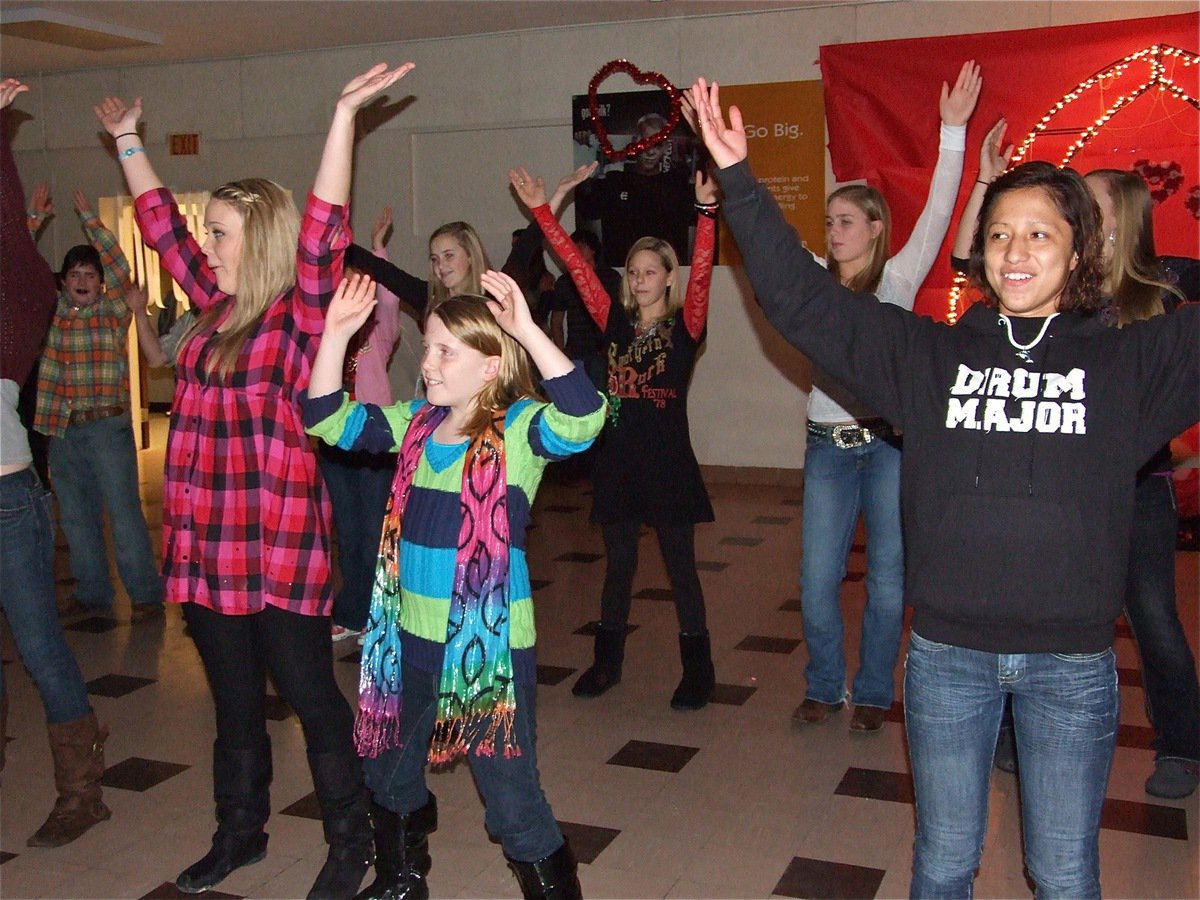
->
[34, 206, 134, 438]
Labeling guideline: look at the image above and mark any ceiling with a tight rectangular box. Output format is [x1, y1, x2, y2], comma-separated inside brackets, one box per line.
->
[2, 1, 862, 75]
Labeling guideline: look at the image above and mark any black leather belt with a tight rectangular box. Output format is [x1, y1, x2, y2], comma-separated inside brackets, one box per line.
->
[806, 419, 894, 450]
[69, 404, 125, 425]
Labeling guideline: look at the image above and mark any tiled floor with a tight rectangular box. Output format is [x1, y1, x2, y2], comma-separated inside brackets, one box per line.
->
[1, 412, 1197, 899]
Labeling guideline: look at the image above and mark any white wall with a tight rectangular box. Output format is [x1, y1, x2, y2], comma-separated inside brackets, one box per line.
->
[12, 0, 1192, 470]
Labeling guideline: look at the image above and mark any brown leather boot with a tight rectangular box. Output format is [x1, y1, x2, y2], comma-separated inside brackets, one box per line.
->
[27, 711, 112, 847]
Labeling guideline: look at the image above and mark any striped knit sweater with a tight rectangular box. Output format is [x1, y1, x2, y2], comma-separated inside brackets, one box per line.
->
[304, 365, 604, 679]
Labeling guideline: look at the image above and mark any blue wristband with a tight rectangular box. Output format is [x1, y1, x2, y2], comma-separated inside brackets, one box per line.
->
[121, 146, 145, 159]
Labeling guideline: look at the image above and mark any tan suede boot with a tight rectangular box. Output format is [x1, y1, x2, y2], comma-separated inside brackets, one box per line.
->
[27, 711, 112, 847]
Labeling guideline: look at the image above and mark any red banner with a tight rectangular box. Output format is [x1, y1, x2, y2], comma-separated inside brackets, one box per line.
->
[820, 13, 1199, 320]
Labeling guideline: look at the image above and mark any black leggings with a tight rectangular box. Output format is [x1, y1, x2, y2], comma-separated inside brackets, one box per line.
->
[184, 603, 355, 753]
[599, 521, 707, 633]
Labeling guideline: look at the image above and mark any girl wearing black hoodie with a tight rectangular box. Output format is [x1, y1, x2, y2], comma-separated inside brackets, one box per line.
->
[690, 78, 1198, 898]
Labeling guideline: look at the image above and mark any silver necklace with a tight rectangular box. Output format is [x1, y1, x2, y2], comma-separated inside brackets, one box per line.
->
[998, 313, 1058, 363]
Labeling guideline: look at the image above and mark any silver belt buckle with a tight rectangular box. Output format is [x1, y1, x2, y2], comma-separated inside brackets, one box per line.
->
[832, 424, 871, 450]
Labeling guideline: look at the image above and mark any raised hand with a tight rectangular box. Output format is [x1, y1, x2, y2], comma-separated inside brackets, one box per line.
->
[336, 62, 415, 115]
[72, 189, 93, 216]
[979, 117, 1013, 182]
[679, 91, 699, 135]
[480, 269, 534, 339]
[94, 96, 143, 137]
[548, 162, 598, 215]
[325, 273, 378, 341]
[509, 165, 548, 209]
[0, 78, 29, 110]
[372, 206, 393, 251]
[688, 79, 747, 169]
[125, 284, 150, 315]
[28, 183, 53, 223]
[940, 60, 982, 127]
[694, 167, 718, 205]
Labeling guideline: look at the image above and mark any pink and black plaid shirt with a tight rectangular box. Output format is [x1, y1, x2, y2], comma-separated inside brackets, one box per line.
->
[135, 188, 347, 616]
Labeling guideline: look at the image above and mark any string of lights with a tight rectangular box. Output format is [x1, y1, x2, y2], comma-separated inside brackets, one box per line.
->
[945, 43, 1199, 323]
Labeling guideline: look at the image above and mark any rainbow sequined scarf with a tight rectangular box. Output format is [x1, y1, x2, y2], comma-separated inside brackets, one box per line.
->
[354, 403, 518, 764]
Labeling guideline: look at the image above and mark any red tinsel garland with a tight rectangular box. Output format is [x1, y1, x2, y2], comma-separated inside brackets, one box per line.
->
[586, 59, 683, 161]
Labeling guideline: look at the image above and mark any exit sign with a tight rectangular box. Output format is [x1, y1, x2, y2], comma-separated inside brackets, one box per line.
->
[169, 133, 200, 156]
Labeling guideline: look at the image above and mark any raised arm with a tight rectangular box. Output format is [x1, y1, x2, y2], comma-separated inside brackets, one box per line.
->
[2, 79, 59, 379]
[26, 182, 52, 240]
[75, 189, 134, 300]
[312, 63, 413, 205]
[510, 165, 613, 330]
[126, 285, 170, 367]
[951, 117, 1013, 266]
[501, 163, 598, 289]
[305, 273, 412, 455]
[296, 63, 414, 333]
[366, 207, 403, 353]
[94, 96, 163, 198]
[310, 273, 377, 398]
[96, 96, 226, 310]
[682, 169, 718, 341]
[692, 77, 914, 427]
[480, 270, 573, 380]
[884, 61, 980, 307]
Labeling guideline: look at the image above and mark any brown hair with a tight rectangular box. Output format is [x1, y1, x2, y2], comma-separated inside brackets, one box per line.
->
[826, 184, 890, 294]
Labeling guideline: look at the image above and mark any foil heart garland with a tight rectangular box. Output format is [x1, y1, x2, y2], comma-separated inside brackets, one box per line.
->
[586, 59, 683, 161]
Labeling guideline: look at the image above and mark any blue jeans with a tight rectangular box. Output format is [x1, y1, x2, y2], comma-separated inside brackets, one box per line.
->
[799, 430, 904, 707]
[905, 632, 1118, 899]
[364, 663, 564, 862]
[0, 468, 92, 723]
[317, 444, 395, 631]
[48, 411, 163, 609]
[1124, 475, 1200, 762]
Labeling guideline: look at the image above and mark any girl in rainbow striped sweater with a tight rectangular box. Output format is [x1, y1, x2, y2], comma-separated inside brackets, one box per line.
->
[304, 269, 603, 900]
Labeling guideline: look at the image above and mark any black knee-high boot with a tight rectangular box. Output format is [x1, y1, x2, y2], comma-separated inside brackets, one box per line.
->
[176, 737, 272, 893]
[355, 793, 437, 900]
[306, 747, 374, 899]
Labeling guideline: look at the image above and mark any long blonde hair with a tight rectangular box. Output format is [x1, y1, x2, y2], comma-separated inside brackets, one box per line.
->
[427, 222, 491, 310]
[183, 179, 299, 380]
[1086, 168, 1182, 325]
[619, 237, 680, 322]
[826, 184, 890, 294]
[431, 295, 541, 439]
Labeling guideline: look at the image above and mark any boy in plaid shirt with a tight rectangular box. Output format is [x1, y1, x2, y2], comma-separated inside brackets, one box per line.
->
[34, 192, 163, 619]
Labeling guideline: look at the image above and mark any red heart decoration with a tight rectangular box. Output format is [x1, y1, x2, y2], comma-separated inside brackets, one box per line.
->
[586, 59, 682, 161]
[1132, 158, 1184, 204]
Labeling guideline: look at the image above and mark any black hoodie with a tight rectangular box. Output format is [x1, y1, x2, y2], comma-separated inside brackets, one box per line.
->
[716, 160, 1200, 654]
